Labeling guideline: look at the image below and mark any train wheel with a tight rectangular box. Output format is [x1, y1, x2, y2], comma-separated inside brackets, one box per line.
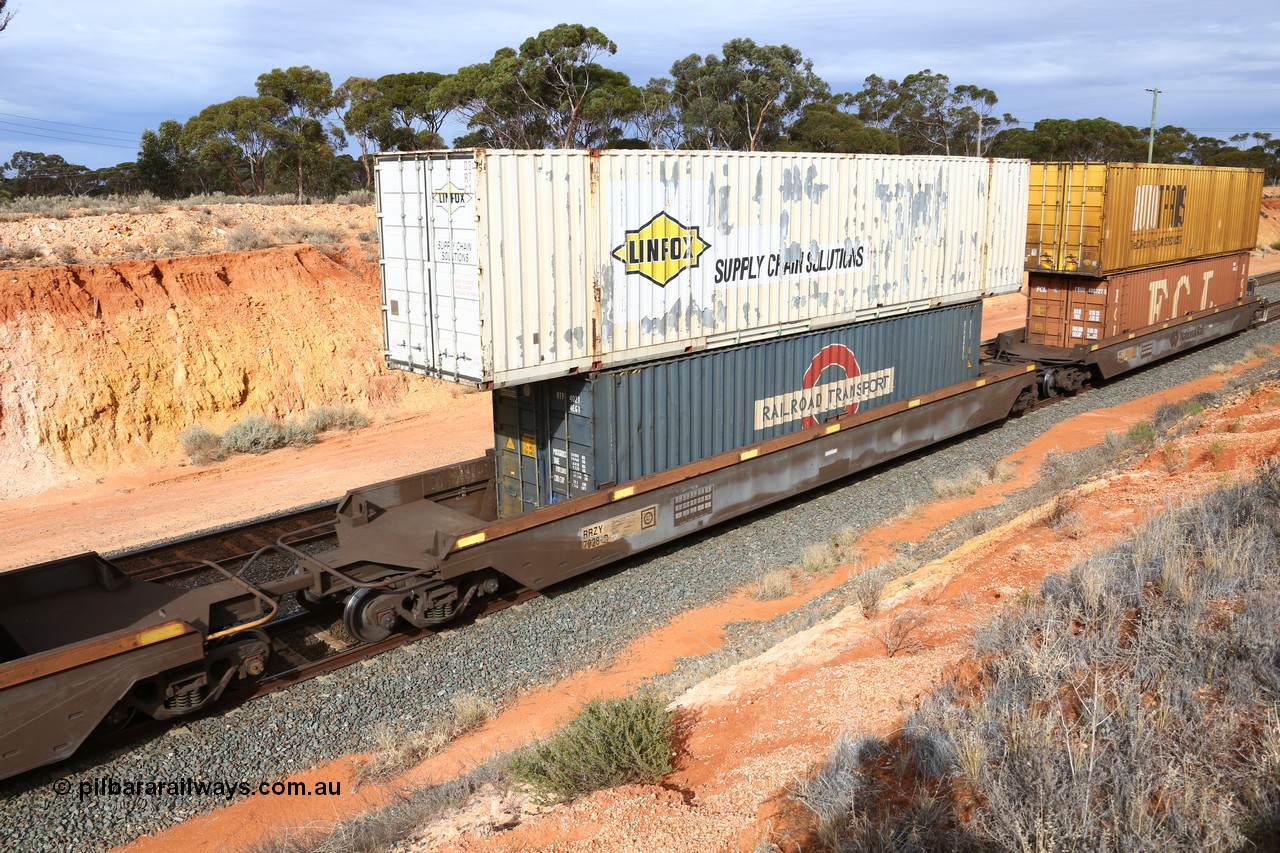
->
[91, 701, 136, 737]
[343, 588, 402, 643]
[294, 586, 343, 612]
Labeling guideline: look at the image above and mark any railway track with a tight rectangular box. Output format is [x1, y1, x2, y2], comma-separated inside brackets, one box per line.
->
[4, 277, 1279, 790]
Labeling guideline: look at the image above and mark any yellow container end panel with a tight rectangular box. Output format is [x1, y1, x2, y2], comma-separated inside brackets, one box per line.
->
[1027, 163, 1263, 277]
[1025, 163, 1107, 274]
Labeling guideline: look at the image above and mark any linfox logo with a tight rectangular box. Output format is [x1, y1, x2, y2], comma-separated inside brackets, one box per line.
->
[611, 212, 710, 287]
[432, 182, 472, 215]
[752, 344, 897, 431]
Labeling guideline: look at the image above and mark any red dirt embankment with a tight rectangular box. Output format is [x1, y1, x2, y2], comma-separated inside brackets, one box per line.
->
[0, 245, 462, 498]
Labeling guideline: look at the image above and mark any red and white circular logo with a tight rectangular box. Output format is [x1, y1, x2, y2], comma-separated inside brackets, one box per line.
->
[801, 344, 861, 428]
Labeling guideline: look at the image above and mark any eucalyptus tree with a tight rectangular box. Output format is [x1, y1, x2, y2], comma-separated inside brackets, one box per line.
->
[340, 72, 453, 159]
[441, 23, 641, 148]
[183, 95, 288, 195]
[629, 78, 682, 150]
[257, 66, 345, 201]
[669, 39, 828, 151]
[853, 70, 1015, 155]
[2, 151, 90, 195]
[137, 119, 197, 198]
[338, 76, 378, 186]
[780, 97, 899, 154]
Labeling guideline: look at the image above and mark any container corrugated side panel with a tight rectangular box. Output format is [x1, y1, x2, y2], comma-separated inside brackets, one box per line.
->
[1025, 252, 1250, 346]
[1026, 162, 1263, 277]
[1099, 164, 1262, 273]
[463, 151, 1025, 387]
[495, 302, 981, 515]
[1110, 252, 1250, 333]
[601, 301, 982, 482]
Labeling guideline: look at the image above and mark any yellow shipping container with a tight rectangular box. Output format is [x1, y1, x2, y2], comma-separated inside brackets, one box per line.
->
[1025, 162, 1262, 276]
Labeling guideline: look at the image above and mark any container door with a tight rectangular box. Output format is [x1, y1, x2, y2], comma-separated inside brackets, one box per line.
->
[377, 154, 484, 383]
[1027, 278, 1069, 346]
[1026, 163, 1106, 275]
[546, 379, 597, 504]
[424, 155, 484, 382]
[493, 386, 545, 518]
[1065, 283, 1108, 343]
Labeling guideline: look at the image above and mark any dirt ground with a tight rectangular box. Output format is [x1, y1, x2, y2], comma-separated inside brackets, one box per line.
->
[114, 341, 1280, 853]
[0, 197, 1277, 851]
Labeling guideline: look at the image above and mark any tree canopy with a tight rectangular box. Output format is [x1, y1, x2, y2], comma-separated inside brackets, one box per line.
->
[3, 24, 1277, 200]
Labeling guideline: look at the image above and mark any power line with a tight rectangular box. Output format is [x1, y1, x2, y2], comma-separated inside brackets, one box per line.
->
[0, 125, 139, 150]
[0, 119, 140, 145]
[0, 111, 140, 138]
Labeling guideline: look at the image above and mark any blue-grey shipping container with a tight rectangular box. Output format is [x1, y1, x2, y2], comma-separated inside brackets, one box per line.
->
[493, 301, 981, 517]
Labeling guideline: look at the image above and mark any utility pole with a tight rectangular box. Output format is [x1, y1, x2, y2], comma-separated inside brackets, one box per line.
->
[1146, 87, 1161, 163]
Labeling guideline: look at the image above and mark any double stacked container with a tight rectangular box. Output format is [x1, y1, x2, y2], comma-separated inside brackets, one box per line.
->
[375, 149, 1031, 517]
[1024, 162, 1262, 347]
[492, 302, 982, 516]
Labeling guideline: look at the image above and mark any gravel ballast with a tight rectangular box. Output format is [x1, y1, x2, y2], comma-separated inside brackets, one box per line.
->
[4, 298, 1280, 852]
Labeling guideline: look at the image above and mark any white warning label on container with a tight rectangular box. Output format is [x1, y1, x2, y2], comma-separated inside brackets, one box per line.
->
[754, 367, 895, 430]
[580, 505, 658, 549]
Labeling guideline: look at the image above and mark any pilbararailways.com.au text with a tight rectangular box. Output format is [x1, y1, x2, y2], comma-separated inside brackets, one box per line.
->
[53, 775, 341, 801]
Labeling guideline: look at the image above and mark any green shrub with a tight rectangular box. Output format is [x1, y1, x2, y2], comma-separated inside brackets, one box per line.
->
[303, 405, 371, 434]
[1270, 239, 1280, 251]
[276, 222, 343, 246]
[279, 418, 317, 447]
[505, 692, 675, 804]
[1127, 420, 1157, 446]
[178, 424, 226, 464]
[225, 223, 273, 251]
[334, 189, 374, 206]
[1150, 401, 1185, 433]
[804, 462, 1280, 851]
[220, 414, 286, 454]
[53, 243, 78, 263]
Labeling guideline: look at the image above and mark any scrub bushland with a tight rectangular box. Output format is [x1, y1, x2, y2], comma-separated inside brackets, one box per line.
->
[795, 460, 1280, 852]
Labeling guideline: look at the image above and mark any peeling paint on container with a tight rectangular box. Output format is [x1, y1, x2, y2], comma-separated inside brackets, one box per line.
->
[493, 301, 982, 517]
[377, 150, 1028, 388]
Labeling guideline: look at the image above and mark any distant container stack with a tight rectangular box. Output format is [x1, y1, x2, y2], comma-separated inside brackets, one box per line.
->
[492, 302, 981, 517]
[1025, 162, 1262, 277]
[1026, 252, 1251, 347]
[377, 149, 1029, 389]
[1023, 162, 1263, 347]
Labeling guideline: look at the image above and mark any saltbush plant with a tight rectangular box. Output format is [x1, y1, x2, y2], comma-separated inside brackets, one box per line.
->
[177, 424, 225, 464]
[179, 406, 369, 464]
[304, 405, 371, 433]
[505, 691, 675, 803]
[796, 461, 1280, 851]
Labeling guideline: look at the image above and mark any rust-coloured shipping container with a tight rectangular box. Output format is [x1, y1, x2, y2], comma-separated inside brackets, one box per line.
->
[1026, 252, 1251, 347]
[1025, 162, 1262, 276]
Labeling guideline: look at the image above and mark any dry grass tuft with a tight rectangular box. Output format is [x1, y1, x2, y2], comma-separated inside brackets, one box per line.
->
[792, 460, 1280, 851]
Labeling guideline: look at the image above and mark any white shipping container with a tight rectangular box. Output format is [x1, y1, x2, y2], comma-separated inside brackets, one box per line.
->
[377, 149, 1029, 387]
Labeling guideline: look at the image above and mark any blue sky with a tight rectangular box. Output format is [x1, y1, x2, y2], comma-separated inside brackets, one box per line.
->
[1, 0, 1277, 170]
